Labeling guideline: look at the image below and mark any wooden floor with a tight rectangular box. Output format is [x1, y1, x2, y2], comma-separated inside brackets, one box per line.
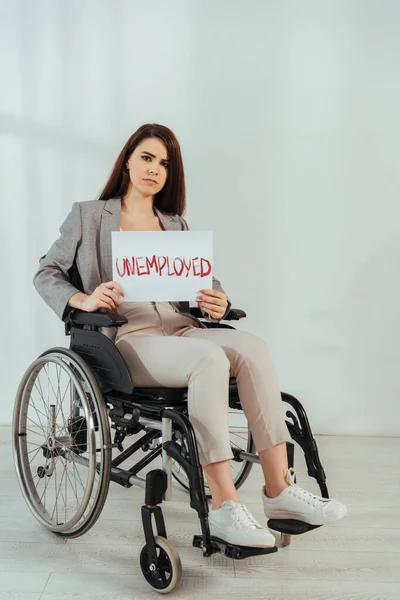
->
[1, 426, 399, 599]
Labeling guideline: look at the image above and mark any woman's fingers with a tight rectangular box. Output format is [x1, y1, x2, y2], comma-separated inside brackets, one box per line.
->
[200, 302, 222, 315]
[110, 281, 124, 297]
[201, 299, 224, 309]
[197, 294, 227, 313]
[99, 292, 117, 308]
[103, 280, 125, 297]
[199, 301, 224, 318]
[197, 289, 228, 319]
[198, 288, 224, 299]
[98, 301, 112, 309]
[197, 294, 225, 307]
[102, 288, 120, 306]
[199, 300, 221, 311]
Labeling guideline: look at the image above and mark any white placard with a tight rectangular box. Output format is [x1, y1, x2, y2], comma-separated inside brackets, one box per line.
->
[112, 231, 213, 301]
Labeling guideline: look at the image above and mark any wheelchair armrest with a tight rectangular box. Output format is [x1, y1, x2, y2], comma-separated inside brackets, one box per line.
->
[189, 307, 246, 321]
[67, 306, 245, 336]
[69, 309, 128, 328]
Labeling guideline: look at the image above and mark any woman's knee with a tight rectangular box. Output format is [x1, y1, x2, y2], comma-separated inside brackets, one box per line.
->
[187, 342, 231, 383]
[198, 342, 230, 371]
[232, 330, 272, 360]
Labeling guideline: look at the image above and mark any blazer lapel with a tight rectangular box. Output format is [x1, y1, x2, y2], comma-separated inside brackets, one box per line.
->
[99, 198, 121, 283]
[154, 206, 182, 231]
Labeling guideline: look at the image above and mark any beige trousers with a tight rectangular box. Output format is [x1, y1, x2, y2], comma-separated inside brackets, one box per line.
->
[115, 302, 291, 467]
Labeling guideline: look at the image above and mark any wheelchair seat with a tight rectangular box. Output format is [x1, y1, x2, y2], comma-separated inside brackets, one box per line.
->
[128, 376, 239, 405]
[129, 385, 188, 403]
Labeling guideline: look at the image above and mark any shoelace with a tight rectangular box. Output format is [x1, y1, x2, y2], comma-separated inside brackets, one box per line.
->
[228, 503, 262, 531]
[287, 467, 329, 506]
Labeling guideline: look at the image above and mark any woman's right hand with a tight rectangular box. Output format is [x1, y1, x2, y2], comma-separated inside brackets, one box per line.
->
[80, 281, 125, 312]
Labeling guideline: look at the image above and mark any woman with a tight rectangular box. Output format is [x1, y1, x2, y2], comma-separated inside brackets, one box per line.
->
[34, 123, 347, 549]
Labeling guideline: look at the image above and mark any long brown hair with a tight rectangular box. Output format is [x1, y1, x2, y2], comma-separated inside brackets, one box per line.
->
[98, 123, 186, 215]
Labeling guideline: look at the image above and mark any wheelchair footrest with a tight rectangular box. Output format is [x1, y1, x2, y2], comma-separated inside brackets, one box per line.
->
[193, 535, 277, 560]
[267, 518, 321, 535]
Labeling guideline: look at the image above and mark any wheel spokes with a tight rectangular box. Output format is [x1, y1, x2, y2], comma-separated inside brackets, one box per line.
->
[16, 357, 97, 529]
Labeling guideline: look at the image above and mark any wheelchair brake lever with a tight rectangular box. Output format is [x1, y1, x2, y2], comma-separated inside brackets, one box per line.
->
[113, 428, 125, 452]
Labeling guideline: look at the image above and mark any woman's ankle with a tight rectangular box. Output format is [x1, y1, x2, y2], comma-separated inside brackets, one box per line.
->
[211, 493, 241, 510]
[263, 467, 291, 498]
[263, 482, 289, 499]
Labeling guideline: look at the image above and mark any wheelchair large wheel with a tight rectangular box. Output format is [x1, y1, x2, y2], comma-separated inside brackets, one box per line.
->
[171, 407, 255, 495]
[13, 347, 111, 538]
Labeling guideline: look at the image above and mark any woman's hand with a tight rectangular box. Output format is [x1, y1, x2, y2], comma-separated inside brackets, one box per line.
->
[197, 289, 228, 320]
[80, 281, 125, 312]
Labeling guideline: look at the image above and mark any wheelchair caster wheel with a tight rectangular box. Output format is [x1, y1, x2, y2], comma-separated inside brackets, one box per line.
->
[37, 466, 51, 478]
[139, 536, 182, 594]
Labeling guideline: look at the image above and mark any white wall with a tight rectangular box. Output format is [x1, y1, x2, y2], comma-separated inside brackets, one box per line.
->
[1, 0, 400, 436]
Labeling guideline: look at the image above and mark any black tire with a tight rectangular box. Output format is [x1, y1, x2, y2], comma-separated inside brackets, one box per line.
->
[140, 536, 182, 594]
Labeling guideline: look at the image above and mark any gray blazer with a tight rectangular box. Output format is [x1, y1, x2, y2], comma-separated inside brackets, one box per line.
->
[33, 197, 231, 333]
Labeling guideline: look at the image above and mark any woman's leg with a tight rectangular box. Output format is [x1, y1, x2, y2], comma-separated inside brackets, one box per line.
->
[116, 333, 244, 508]
[203, 460, 240, 509]
[182, 327, 347, 526]
[204, 441, 290, 508]
[116, 329, 295, 543]
[202, 443, 291, 507]
[115, 333, 235, 469]
[258, 443, 290, 497]
[182, 328, 292, 496]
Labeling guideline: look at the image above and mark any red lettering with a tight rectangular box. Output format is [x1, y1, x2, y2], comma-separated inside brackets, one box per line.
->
[136, 257, 150, 276]
[115, 258, 125, 277]
[157, 256, 167, 276]
[125, 257, 135, 276]
[115, 255, 211, 278]
[182, 258, 191, 277]
[174, 258, 184, 276]
[200, 258, 212, 276]
[167, 257, 175, 277]
[146, 255, 159, 273]
[192, 257, 200, 276]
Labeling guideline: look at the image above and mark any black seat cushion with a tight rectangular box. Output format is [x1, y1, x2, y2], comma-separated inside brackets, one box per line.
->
[132, 386, 188, 404]
[132, 376, 238, 404]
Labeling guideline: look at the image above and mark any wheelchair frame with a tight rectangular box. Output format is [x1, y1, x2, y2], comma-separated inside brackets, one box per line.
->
[68, 306, 327, 538]
[14, 298, 329, 593]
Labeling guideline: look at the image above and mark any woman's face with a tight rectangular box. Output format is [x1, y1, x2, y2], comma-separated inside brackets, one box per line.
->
[126, 137, 169, 197]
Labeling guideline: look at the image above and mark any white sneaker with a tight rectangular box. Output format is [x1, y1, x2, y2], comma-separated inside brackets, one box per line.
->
[209, 500, 276, 548]
[262, 468, 348, 526]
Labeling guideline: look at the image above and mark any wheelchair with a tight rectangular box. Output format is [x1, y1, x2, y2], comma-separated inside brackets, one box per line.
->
[13, 271, 329, 594]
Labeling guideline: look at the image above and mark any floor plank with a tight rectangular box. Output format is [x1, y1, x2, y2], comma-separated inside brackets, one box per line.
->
[0, 570, 49, 600]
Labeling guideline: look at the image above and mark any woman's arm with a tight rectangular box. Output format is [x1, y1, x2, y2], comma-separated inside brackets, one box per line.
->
[33, 202, 83, 322]
[179, 215, 231, 322]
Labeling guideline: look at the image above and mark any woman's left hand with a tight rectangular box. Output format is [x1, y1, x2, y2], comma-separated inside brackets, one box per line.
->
[196, 289, 228, 320]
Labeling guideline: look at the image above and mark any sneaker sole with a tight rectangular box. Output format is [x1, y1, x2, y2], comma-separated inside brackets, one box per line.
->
[264, 507, 348, 526]
[211, 535, 277, 551]
[209, 527, 276, 548]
